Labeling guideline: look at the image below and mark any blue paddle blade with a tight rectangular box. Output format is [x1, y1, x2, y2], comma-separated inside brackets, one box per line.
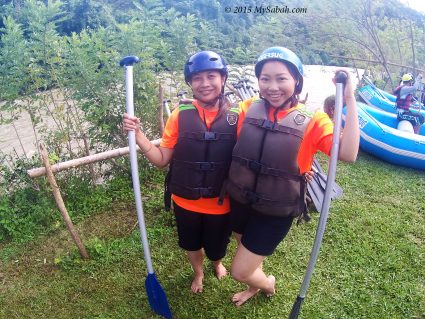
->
[145, 273, 172, 319]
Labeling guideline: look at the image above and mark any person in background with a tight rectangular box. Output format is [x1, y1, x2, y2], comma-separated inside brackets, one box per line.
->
[123, 51, 237, 293]
[393, 73, 424, 134]
[323, 94, 336, 121]
[225, 46, 360, 306]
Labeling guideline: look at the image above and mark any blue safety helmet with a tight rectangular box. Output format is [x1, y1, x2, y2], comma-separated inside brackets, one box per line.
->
[255, 47, 304, 94]
[184, 51, 228, 84]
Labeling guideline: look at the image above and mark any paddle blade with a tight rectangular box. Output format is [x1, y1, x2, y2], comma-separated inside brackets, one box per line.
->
[315, 171, 344, 199]
[288, 296, 304, 319]
[145, 273, 172, 319]
[307, 175, 323, 212]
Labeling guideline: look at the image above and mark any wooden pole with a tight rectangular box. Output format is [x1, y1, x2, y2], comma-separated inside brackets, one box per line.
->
[409, 20, 416, 77]
[158, 84, 165, 135]
[28, 139, 161, 178]
[39, 142, 89, 259]
[82, 133, 97, 186]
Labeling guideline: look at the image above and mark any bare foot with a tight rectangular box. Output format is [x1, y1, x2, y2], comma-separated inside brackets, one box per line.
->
[231, 287, 260, 307]
[263, 275, 276, 297]
[214, 262, 227, 280]
[191, 274, 204, 293]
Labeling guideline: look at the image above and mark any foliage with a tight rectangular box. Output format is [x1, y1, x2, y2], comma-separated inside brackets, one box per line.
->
[313, 0, 425, 89]
[0, 16, 28, 101]
[1, 166, 62, 241]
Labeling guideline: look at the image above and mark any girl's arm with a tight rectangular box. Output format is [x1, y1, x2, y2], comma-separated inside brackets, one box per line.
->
[337, 71, 360, 162]
[123, 113, 174, 168]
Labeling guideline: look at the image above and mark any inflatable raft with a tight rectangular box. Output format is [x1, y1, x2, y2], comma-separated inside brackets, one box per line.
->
[348, 102, 425, 170]
[358, 84, 425, 118]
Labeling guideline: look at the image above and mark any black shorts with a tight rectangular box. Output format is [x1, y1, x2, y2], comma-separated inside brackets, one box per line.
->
[173, 202, 231, 261]
[230, 198, 294, 256]
[397, 109, 425, 127]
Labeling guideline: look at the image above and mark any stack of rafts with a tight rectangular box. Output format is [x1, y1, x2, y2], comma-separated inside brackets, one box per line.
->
[357, 77, 425, 171]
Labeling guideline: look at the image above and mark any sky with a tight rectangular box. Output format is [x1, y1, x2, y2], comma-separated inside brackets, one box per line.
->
[399, 0, 425, 13]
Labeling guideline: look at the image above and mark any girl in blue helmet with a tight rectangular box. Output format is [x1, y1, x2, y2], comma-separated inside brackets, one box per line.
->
[123, 51, 238, 293]
[226, 47, 360, 306]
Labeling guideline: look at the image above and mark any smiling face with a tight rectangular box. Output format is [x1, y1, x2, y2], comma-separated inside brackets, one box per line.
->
[190, 70, 225, 106]
[258, 60, 297, 108]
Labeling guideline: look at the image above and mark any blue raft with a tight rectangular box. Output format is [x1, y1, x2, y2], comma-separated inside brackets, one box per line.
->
[358, 84, 425, 118]
[346, 102, 425, 171]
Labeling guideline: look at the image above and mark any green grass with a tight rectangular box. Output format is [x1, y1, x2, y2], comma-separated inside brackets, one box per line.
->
[0, 152, 424, 319]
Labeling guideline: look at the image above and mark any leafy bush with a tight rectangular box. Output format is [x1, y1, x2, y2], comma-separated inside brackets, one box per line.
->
[0, 186, 56, 242]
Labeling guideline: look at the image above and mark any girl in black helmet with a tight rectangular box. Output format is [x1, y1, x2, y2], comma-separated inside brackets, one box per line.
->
[226, 47, 360, 306]
[123, 51, 238, 293]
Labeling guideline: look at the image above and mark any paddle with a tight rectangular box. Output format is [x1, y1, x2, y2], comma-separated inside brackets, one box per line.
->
[362, 74, 390, 101]
[312, 160, 343, 198]
[120, 56, 172, 319]
[289, 71, 347, 319]
[307, 158, 343, 213]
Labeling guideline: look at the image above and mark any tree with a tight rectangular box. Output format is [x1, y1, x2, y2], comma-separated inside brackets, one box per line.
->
[312, 0, 405, 87]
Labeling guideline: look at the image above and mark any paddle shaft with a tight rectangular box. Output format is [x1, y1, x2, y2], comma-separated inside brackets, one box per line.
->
[124, 63, 154, 275]
[289, 72, 346, 319]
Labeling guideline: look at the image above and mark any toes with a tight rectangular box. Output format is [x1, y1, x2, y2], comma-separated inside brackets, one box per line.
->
[191, 275, 204, 293]
[214, 263, 228, 280]
[232, 292, 242, 302]
[231, 289, 260, 306]
[265, 275, 276, 297]
[191, 285, 203, 293]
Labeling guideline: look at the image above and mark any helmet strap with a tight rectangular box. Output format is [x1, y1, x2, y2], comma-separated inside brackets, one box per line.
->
[260, 93, 297, 117]
[193, 93, 221, 109]
[192, 82, 226, 108]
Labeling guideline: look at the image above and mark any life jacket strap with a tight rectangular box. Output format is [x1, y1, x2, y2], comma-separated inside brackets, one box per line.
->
[244, 118, 305, 138]
[164, 165, 172, 212]
[180, 131, 236, 141]
[173, 159, 227, 171]
[232, 156, 302, 180]
[296, 176, 310, 225]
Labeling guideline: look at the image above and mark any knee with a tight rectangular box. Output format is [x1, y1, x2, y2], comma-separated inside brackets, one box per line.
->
[230, 265, 249, 282]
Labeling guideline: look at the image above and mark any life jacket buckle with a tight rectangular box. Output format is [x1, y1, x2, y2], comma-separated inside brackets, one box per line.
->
[261, 119, 275, 130]
[199, 162, 214, 171]
[204, 131, 218, 140]
[199, 187, 214, 196]
[245, 190, 258, 203]
[248, 160, 263, 173]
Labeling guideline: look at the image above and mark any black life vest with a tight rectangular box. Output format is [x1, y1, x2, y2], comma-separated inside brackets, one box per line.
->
[167, 103, 239, 200]
[226, 99, 312, 218]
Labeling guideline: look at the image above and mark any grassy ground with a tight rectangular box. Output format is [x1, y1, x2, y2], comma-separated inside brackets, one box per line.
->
[0, 151, 424, 319]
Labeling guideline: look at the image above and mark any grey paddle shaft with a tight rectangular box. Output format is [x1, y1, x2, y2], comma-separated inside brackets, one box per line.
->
[297, 73, 346, 299]
[124, 59, 154, 275]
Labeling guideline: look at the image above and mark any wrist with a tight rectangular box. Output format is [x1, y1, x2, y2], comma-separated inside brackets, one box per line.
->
[344, 94, 356, 102]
